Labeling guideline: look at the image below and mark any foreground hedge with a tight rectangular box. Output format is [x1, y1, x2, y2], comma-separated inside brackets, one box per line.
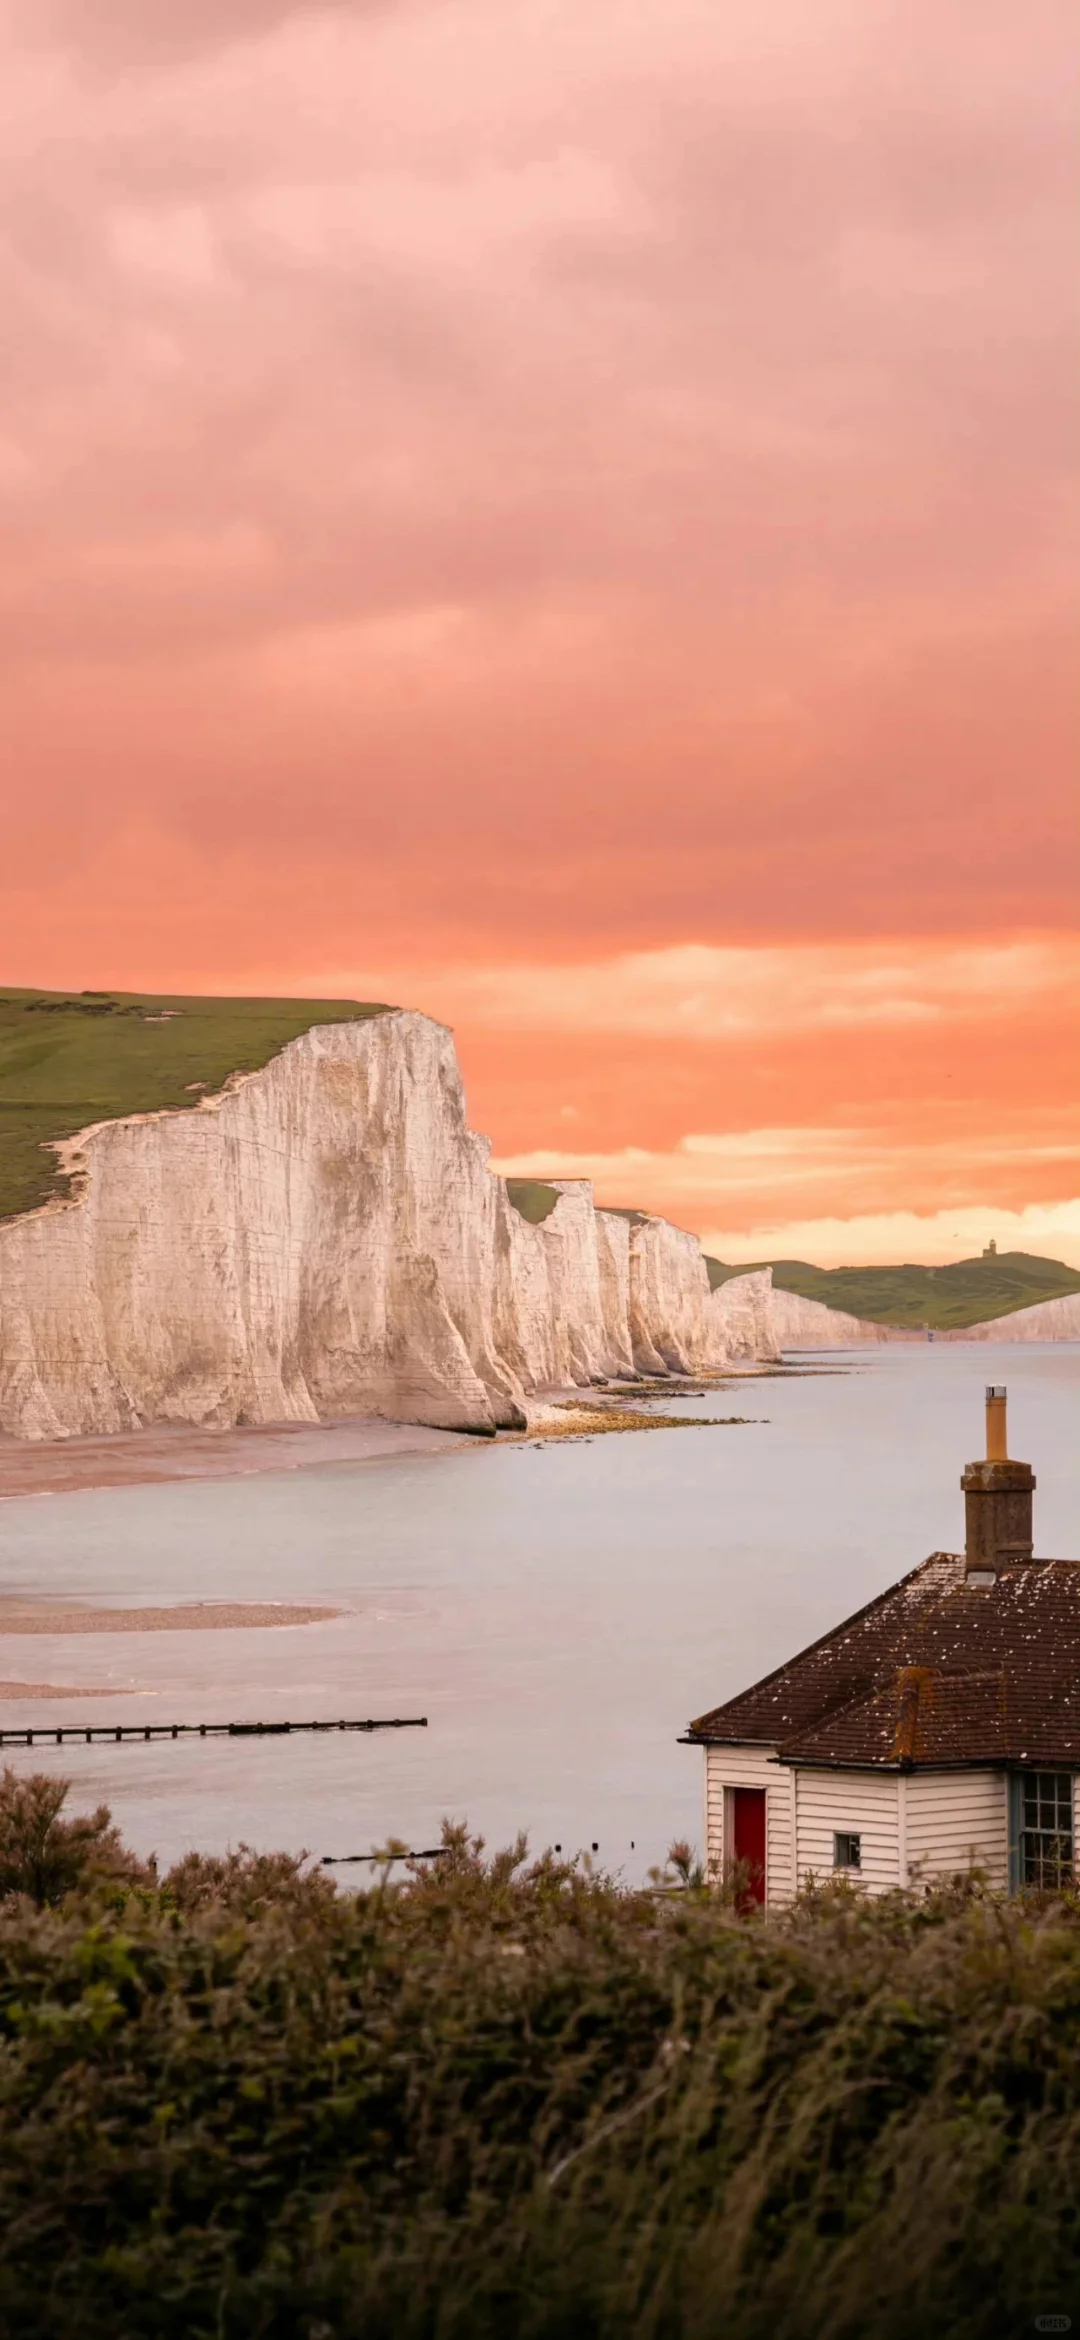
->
[1, 1803, 1080, 2338]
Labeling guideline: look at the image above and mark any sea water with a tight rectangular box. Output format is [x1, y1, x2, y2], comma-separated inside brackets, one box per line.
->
[1, 1344, 1076, 1883]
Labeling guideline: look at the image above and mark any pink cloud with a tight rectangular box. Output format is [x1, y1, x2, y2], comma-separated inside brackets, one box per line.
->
[1, 0, 1076, 1242]
[19, 0, 393, 72]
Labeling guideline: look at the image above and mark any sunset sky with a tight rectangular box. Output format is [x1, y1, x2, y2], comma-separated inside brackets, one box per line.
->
[3, 0, 1077, 1263]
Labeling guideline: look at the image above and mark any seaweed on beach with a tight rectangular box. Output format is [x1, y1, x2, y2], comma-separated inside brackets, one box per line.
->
[525, 1400, 756, 1438]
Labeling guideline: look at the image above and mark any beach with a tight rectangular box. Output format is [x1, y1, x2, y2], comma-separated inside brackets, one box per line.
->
[0, 1416, 465, 1501]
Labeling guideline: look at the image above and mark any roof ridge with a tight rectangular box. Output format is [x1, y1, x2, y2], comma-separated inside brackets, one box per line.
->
[688, 1552, 961, 1737]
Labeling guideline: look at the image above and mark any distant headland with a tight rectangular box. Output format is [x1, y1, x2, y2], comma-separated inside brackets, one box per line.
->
[704, 1247, 1080, 1332]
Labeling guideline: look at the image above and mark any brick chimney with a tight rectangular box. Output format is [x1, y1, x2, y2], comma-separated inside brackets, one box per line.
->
[961, 1386, 1035, 1574]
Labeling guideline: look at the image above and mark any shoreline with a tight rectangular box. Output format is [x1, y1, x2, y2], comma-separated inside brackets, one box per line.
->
[0, 1599, 343, 1634]
[0, 1415, 467, 1501]
[0, 1378, 770, 1500]
[0, 1679, 119, 1702]
[0, 1360, 850, 1502]
[0, 1596, 348, 1706]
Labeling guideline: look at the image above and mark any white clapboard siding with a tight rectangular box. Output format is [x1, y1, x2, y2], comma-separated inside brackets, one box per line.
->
[905, 1770, 1008, 1890]
[795, 1768, 900, 1894]
[705, 1745, 795, 1903]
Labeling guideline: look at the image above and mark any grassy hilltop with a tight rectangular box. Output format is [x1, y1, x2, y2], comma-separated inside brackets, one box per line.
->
[1, 1776, 1079, 2340]
[706, 1248, 1080, 1329]
[0, 987, 390, 1222]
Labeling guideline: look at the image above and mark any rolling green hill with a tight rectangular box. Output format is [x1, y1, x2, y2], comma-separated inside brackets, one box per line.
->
[705, 1249, 1080, 1329]
[0, 987, 391, 1222]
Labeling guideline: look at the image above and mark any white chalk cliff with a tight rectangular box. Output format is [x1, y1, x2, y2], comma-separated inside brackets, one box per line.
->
[705, 1269, 780, 1360]
[755, 1285, 891, 1349]
[0, 1010, 762, 1443]
[751, 1283, 1080, 1349]
[949, 1292, 1080, 1342]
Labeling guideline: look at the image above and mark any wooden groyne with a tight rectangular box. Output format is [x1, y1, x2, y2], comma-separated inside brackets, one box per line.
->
[0, 1716, 428, 1748]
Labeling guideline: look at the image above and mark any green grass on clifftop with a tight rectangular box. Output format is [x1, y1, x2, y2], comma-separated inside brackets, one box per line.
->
[0, 987, 391, 1222]
[705, 1249, 1080, 1328]
[504, 1177, 561, 1225]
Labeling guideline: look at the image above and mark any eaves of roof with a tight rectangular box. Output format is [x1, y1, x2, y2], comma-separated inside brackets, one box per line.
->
[684, 1553, 1080, 1769]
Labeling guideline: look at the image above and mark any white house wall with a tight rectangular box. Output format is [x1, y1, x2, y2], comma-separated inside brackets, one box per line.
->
[701, 1751, 1077, 1900]
[705, 1745, 795, 1903]
[794, 1768, 901, 1894]
[905, 1771, 1008, 1890]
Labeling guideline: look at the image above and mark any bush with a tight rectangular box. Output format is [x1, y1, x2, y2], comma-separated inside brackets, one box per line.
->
[1, 1793, 1079, 2337]
[0, 1767, 151, 1907]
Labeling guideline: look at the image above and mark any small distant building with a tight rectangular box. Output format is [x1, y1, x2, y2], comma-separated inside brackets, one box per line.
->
[983, 1239, 998, 1257]
[682, 1388, 1079, 1898]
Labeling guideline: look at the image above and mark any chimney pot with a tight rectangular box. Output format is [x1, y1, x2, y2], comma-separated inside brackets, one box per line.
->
[985, 1386, 1008, 1460]
[962, 1387, 1034, 1572]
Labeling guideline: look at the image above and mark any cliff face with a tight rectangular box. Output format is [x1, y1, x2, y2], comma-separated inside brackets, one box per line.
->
[948, 1293, 1080, 1342]
[0, 1012, 513, 1440]
[706, 1269, 779, 1361]
[757, 1284, 891, 1349]
[623, 1216, 722, 1373]
[751, 1282, 1080, 1349]
[493, 1181, 634, 1390]
[0, 1012, 760, 1443]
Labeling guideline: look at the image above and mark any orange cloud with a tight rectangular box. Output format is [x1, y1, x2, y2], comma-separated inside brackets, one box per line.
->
[330, 938, 1080, 1042]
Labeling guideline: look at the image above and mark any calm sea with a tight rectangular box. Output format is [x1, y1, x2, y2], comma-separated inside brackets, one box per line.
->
[1, 1344, 1077, 1883]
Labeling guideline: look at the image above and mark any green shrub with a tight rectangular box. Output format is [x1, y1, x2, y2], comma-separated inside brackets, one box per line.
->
[0, 1767, 152, 1907]
[1, 1794, 1079, 2337]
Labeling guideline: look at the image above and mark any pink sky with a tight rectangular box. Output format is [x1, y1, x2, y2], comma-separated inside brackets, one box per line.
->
[3, 0, 1077, 1260]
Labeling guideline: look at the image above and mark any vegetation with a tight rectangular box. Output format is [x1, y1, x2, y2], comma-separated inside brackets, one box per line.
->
[2, 1773, 1080, 2338]
[705, 1248, 1080, 1328]
[505, 1177, 561, 1225]
[0, 988, 391, 1221]
[0, 1770, 151, 1907]
[532, 1400, 753, 1437]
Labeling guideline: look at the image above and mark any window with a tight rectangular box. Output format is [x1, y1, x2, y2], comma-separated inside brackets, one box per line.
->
[833, 1832, 861, 1871]
[1011, 1773, 1074, 1890]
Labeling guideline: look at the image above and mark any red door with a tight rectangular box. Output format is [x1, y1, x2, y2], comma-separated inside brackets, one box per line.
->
[731, 1787, 767, 1906]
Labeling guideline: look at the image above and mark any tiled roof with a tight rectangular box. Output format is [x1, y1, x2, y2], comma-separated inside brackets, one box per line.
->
[687, 1555, 1080, 1768]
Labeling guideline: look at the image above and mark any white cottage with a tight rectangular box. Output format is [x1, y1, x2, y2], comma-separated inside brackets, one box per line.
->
[683, 1388, 1079, 1900]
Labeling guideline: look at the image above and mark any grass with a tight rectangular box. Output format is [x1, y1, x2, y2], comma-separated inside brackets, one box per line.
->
[0, 987, 391, 1222]
[705, 1249, 1080, 1328]
[505, 1177, 562, 1225]
[2, 1775, 1080, 2339]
